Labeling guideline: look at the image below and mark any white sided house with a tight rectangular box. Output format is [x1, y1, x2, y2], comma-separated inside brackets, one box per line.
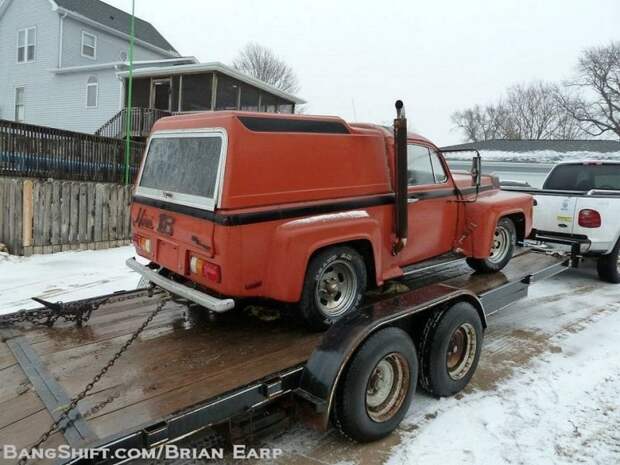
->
[0, 0, 185, 133]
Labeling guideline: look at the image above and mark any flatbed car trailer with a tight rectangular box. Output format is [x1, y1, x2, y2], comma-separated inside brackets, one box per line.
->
[0, 247, 579, 465]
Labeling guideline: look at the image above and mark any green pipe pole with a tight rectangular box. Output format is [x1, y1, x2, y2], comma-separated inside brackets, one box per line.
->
[124, 0, 135, 185]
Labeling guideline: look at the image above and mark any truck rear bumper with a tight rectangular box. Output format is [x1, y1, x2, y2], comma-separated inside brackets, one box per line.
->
[126, 258, 235, 313]
[530, 229, 593, 255]
[531, 229, 616, 255]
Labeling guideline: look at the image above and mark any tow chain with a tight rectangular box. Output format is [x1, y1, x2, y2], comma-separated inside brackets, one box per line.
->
[0, 289, 157, 329]
[7, 292, 171, 465]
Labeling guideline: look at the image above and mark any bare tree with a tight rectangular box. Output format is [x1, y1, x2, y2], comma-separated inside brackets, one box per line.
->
[555, 42, 620, 139]
[233, 43, 300, 94]
[452, 82, 585, 142]
[451, 104, 507, 142]
[504, 82, 583, 139]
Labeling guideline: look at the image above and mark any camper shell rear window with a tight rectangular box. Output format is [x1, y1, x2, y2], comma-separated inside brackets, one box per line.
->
[136, 129, 227, 210]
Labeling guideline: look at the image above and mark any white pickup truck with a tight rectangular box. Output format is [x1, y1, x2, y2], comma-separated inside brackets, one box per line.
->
[524, 161, 620, 283]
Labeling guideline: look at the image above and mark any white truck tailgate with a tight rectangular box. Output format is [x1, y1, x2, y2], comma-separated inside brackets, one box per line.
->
[533, 194, 578, 234]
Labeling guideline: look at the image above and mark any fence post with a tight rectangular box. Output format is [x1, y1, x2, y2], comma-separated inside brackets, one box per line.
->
[22, 179, 33, 256]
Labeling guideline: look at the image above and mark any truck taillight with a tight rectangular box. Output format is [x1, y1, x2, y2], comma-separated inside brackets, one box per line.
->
[133, 234, 152, 253]
[578, 209, 601, 228]
[189, 256, 221, 283]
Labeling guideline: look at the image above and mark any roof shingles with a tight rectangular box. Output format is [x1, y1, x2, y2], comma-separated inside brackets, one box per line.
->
[55, 0, 177, 53]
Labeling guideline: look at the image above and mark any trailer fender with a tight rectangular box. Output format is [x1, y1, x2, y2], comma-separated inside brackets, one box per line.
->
[265, 213, 383, 302]
[296, 284, 484, 430]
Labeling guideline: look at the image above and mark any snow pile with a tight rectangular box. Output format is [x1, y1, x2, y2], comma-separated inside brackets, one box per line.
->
[0, 246, 142, 314]
[445, 150, 620, 163]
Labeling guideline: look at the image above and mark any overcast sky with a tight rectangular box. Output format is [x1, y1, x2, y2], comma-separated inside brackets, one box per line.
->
[106, 0, 619, 144]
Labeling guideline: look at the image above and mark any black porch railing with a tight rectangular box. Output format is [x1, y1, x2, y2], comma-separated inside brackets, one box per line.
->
[95, 107, 171, 139]
[0, 119, 145, 184]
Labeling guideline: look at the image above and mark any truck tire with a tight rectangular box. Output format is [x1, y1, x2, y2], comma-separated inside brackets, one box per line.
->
[419, 301, 483, 397]
[334, 327, 418, 442]
[299, 246, 367, 330]
[597, 239, 620, 284]
[466, 217, 516, 273]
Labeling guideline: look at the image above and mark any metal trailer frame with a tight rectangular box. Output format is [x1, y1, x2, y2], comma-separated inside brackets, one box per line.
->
[53, 248, 577, 465]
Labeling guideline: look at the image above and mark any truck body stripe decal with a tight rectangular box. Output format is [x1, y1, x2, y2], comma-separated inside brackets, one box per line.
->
[133, 185, 494, 226]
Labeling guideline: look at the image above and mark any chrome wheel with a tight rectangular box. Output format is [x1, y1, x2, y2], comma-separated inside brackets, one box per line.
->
[446, 323, 477, 380]
[488, 225, 511, 265]
[366, 353, 410, 422]
[315, 259, 358, 318]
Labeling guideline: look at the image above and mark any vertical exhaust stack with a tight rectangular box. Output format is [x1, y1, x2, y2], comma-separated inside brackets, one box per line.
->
[393, 100, 408, 255]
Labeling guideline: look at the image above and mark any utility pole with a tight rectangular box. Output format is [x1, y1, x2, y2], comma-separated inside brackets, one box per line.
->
[124, 0, 136, 185]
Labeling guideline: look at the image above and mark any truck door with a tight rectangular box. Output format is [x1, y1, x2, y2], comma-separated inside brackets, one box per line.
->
[399, 144, 459, 265]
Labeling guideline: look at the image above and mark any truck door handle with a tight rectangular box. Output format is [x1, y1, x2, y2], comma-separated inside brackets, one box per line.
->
[407, 198, 419, 204]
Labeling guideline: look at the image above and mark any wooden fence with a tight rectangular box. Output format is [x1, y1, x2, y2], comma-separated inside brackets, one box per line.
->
[0, 119, 145, 183]
[0, 177, 132, 256]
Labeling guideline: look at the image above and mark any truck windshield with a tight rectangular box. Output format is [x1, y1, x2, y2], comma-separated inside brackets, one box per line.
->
[139, 133, 224, 204]
[543, 164, 620, 191]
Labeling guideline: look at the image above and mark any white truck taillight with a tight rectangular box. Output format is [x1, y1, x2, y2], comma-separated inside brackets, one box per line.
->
[133, 234, 152, 254]
[578, 209, 601, 228]
[190, 255, 221, 283]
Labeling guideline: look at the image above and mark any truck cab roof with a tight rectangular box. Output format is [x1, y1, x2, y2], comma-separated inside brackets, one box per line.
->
[152, 111, 437, 148]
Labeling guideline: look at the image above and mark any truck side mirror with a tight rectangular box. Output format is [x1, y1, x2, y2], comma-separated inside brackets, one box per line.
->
[471, 155, 482, 187]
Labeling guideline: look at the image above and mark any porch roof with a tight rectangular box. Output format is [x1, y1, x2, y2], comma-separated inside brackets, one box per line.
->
[116, 61, 306, 105]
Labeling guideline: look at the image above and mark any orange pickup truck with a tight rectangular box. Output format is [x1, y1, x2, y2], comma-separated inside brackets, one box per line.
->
[127, 102, 533, 328]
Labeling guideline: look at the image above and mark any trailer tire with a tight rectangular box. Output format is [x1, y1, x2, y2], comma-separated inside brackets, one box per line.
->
[419, 302, 483, 397]
[334, 327, 417, 442]
[597, 239, 620, 284]
[466, 217, 516, 273]
[299, 246, 367, 330]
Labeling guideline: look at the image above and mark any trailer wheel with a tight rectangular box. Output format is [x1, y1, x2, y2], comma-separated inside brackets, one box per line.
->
[299, 246, 367, 330]
[466, 217, 516, 273]
[334, 327, 417, 442]
[597, 239, 620, 284]
[419, 302, 483, 397]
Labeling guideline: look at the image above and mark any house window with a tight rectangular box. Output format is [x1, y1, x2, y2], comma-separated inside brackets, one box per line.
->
[82, 32, 97, 59]
[15, 87, 25, 122]
[17, 27, 36, 63]
[86, 77, 98, 108]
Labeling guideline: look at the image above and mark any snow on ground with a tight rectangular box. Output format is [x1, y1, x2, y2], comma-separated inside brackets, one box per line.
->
[0, 246, 142, 314]
[445, 150, 620, 163]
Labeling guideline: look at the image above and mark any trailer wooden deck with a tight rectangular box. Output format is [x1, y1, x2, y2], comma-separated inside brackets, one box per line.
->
[0, 250, 565, 464]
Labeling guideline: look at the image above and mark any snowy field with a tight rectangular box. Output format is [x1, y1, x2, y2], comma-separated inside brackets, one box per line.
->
[1, 248, 619, 464]
[444, 150, 620, 164]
